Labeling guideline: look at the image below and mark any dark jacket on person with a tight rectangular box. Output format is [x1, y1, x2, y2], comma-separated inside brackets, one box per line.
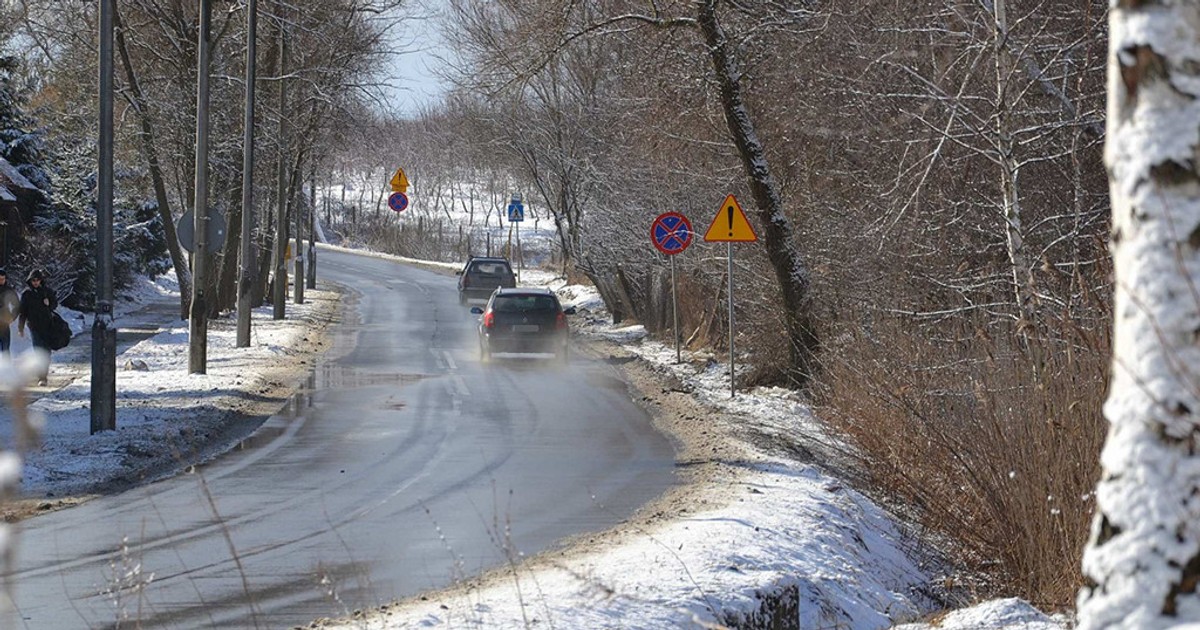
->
[19, 274, 57, 338]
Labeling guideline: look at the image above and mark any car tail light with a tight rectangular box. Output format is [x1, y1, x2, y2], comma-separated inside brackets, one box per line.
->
[556, 311, 567, 329]
[483, 311, 495, 328]
[462, 275, 470, 288]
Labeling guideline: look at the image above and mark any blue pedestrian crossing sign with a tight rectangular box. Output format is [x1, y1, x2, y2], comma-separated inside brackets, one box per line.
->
[507, 198, 524, 222]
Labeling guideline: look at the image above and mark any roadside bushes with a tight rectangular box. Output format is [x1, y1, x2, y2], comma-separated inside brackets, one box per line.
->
[814, 312, 1108, 610]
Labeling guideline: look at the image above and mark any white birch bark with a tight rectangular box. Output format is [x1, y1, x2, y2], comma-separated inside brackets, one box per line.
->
[992, 0, 1037, 330]
[1079, 2, 1200, 627]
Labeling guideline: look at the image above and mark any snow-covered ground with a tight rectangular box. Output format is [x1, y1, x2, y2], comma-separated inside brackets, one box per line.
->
[2, 271, 338, 501]
[0, 245, 1064, 629]
[307, 246, 1066, 630]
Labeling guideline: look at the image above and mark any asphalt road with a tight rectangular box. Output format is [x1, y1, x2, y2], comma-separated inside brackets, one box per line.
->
[6, 249, 676, 629]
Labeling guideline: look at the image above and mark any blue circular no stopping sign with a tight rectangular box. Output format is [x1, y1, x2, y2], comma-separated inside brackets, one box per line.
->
[651, 212, 693, 255]
[388, 192, 409, 213]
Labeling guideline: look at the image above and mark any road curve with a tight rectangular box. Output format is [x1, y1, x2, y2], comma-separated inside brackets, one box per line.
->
[6, 249, 676, 629]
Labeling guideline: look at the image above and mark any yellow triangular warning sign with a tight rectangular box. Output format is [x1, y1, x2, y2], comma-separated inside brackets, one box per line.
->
[389, 167, 409, 193]
[703, 194, 757, 242]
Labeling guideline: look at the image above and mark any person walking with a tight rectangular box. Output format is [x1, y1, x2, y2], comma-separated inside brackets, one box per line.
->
[18, 269, 56, 384]
[0, 269, 19, 356]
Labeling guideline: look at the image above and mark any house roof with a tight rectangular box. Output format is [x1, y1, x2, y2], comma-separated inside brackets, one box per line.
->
[0, 156, 39, 203]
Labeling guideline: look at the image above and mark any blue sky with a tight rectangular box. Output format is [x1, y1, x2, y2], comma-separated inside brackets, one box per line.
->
[381, 0, 450, 115]
[385, 41, 448, 114]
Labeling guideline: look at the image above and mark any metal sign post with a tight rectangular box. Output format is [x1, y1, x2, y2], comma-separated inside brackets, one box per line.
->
[508, 193, 524, 283]
[651, 211, 694, 364]
[671, 256, 680, 363]
[727, 242, 734, 397]
[702, 195, 757, 398]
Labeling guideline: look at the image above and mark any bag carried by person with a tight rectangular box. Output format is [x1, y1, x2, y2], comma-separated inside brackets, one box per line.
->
[47, 311, 71, 350]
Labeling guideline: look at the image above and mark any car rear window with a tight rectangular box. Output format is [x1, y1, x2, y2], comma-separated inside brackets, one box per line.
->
[469, 262, 512, 276]
[492, 295, 559, 313]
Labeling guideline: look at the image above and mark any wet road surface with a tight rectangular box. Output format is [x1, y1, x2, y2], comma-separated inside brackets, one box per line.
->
[6, 249, 676, 628]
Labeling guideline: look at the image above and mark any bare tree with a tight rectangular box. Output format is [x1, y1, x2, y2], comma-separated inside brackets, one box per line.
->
[845, 0, 1107, 331]
[694, 0, 819, 385]
[112, 2, 192, 318]
[441, 0, 822, 384]
[13, 0, 418, 317]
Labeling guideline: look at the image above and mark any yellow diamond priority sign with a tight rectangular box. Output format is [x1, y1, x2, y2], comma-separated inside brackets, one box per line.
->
[703, 194, 757, 242]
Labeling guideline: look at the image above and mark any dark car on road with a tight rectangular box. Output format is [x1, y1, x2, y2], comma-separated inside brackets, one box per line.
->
[457, 256, 516, 305]
[471, 288, 576, 362]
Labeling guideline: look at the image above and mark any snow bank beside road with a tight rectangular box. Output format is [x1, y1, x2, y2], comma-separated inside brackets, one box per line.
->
[894, 598, 1065, 630]
[2, 274, 339, 503]
[321, 458, 930, 629]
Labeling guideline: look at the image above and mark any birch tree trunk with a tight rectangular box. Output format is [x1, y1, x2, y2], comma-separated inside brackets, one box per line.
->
[991, 0, 1037, 332]
[696, 0, 818, 386]
[1078, 3, 1200, 627]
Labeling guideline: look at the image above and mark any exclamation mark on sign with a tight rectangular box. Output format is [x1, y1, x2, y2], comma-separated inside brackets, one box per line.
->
[727, 204, 734, 237]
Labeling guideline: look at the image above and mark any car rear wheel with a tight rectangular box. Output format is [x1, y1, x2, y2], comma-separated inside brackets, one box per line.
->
[555, 344, 568, 365]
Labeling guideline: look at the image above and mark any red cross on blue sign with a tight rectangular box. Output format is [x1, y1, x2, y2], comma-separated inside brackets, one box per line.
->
[388, 192, 409, 213]
[651, 212, 693, 255]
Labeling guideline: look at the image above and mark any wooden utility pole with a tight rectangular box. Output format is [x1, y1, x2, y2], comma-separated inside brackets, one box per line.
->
[189, 0, 213, 374]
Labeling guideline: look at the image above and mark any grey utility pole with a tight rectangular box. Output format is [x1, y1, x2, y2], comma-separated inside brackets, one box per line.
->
[306, 163, 316, 289]
[293, 161, 304, 304]
[272, 8, 288, 320]
[189, 0, 212, 374]
[236, 0, 258, 347]
[91, 0, 117, 434]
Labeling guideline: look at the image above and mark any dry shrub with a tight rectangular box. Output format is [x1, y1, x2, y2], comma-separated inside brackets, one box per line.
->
[563, 260, 591, 286]
[740, 308, 794, 387]
[675, 271, 727, 351]
[815, 312, 1108, 611]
